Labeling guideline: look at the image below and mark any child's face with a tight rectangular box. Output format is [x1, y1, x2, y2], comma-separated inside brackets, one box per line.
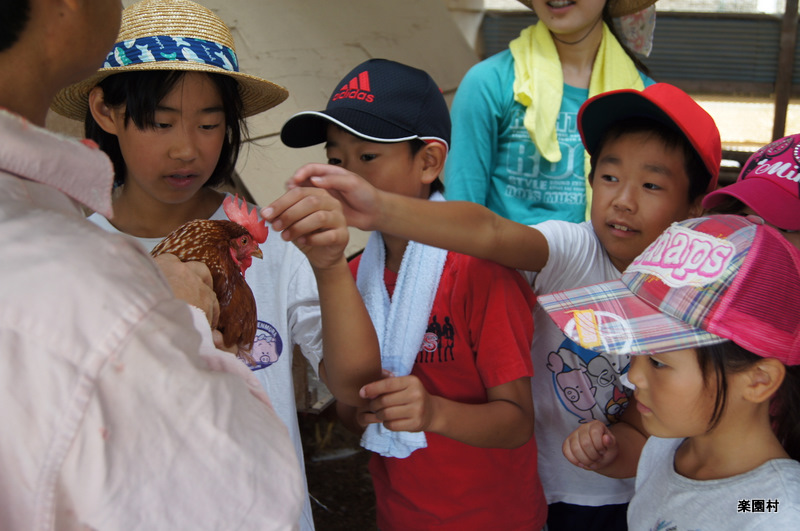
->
[590, 131, 702, 272]
[530, 0, 605, 38]
[109, 72, 226, 206]
[627, 349, 717, 438]
[325, 125, 428, 198]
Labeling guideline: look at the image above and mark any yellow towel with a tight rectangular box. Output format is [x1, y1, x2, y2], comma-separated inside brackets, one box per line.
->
[510, 21, 644, 218]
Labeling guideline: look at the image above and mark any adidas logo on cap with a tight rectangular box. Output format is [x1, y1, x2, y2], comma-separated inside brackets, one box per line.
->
[331, 71, 374, 103]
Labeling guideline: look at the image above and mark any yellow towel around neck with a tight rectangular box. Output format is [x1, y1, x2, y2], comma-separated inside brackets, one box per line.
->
[510, 21, 645, 218]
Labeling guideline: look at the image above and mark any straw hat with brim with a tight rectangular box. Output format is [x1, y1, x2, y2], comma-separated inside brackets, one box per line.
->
[51, 0, 288, 121]
[516, 0, 657, 18]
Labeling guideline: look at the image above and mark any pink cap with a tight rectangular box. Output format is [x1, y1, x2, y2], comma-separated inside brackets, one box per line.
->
[539, 215, 800, 365]
[703, 133, 800, 231]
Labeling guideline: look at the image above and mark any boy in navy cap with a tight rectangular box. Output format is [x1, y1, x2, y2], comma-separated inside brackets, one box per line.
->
[267, 58, 547, 530]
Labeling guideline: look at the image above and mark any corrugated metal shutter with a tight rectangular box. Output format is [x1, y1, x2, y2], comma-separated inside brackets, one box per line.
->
[481, 12, 789, 95]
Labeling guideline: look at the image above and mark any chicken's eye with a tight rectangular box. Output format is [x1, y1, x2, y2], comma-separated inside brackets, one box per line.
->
[240, 236, 249, 245]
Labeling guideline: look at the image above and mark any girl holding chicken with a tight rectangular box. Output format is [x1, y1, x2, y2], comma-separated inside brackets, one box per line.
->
[50, 2, 381, 530]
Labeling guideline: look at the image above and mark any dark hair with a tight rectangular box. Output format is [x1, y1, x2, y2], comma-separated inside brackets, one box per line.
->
[604, 5, 651, 77]
[85, 70, 246, 187]
[408, 138, 445, 196]
[588, 117, 711, 202]
[696, 341, 800, 461]
[1, 0, 31, 52]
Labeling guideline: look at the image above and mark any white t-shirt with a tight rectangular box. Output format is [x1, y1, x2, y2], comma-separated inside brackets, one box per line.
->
[521, 220, 635, 506]
[629, 437, 800, 530]
[90, 195, 323, 531]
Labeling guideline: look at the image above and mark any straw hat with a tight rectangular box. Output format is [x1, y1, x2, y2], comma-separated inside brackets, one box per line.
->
[51, 0, 288, 120]
[515, 0, 657, 18]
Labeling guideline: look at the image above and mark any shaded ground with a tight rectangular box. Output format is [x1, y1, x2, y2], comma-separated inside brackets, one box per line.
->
[298, 408, 377, 531]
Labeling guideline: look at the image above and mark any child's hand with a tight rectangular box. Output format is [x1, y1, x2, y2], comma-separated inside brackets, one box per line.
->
[286, 163, 382, 231]
[562, 420, 619, 471]
[262, 187, 348, 270]
[359, 375, 437, 433]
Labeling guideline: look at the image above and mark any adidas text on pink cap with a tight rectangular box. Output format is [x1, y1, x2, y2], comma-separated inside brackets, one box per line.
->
[539, 215, 800, 366]
[703, 133, 800, 231]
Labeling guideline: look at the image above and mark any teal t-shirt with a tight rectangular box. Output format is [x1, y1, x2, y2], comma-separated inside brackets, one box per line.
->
[444, 49, 654, 225]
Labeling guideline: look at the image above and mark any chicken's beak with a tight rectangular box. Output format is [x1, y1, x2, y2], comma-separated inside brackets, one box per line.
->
[251, 248, 264, 260]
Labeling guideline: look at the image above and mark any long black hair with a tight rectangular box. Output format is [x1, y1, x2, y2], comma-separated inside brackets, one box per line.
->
[84, 70, 246, 188]
[696, 341, 800, 461]
[1, 0, 30, 52]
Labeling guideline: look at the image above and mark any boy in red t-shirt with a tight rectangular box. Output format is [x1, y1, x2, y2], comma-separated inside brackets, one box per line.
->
[268, 59, 547, 530]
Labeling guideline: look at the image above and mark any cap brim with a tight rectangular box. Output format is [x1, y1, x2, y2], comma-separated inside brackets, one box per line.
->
[703, 177, 800, 231]
[580, 90, 681, 156]
[281, 108, 422, 148]
[539, 279, 726, 356]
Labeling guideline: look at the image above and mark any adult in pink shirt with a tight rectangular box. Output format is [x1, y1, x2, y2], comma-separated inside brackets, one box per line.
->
[0, 1, 303, 529]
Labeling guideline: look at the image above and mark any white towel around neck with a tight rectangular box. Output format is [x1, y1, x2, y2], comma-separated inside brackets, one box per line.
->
[356, 191, 448, 458]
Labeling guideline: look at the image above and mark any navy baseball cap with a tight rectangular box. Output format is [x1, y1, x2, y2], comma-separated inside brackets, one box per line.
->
[280, 58, 450, 150]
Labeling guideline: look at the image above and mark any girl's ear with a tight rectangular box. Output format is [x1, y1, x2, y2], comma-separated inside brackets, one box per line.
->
[688, 194, 705, 218]
[419, 142, 447, 185]
[742, 358, 786, 404]
[88, 86, 119, 135]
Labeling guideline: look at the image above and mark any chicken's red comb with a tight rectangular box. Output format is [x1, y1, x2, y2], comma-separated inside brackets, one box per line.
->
[223, 194, 269, 244]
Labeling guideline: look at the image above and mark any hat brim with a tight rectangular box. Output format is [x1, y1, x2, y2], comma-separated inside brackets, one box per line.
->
[515, 0, 657, 18]
[703, 177, 800, 231]
[280, 108, 424, 148]
[539, 279, 726, 356]
[50, 61, 288, 121]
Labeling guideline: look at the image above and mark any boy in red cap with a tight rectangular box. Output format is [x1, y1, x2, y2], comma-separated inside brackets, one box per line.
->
[703, 133, 800, 249]
[271, 82, 721, 530]
[269, 58, 547, 531]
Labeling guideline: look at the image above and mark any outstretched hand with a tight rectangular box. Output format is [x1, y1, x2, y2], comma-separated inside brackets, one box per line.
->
[563, 420, 619, 471]
[262, 186, 349, 270]
[285, 163, 382, 231]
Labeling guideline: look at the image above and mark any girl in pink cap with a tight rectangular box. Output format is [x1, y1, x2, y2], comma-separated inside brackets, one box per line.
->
[548, 214, 800, 529]
[703, 133, 800, 249]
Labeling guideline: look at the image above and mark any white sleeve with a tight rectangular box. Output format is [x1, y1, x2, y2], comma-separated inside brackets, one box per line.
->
[285, 252, 324, 375]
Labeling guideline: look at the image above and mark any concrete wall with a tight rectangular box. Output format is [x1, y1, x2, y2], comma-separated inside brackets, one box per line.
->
[46, 0, 479, 254]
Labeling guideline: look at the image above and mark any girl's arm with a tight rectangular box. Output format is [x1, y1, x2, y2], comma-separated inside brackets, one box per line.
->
[274, 163, 551, 273]
[263, 187, 382, 407]
[562, 395, 648, 478]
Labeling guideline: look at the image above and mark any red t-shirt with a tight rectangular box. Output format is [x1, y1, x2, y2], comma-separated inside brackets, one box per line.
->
[350, 252, 547, 530]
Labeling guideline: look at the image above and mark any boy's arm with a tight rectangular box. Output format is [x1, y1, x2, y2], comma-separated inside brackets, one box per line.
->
[269, 164, 550, 273]
[262, 188, 381, 407]
[359, 375, 534, 449]
[562, 395, 648, 478]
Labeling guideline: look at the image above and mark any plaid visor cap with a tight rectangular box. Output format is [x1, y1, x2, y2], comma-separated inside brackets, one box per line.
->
[539, 215, 800, 365]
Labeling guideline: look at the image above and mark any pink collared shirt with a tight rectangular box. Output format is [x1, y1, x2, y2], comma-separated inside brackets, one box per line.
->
[0, 110, 303, 530]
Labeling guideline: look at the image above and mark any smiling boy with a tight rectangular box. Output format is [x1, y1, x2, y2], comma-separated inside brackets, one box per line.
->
[275, 83, 721, 530]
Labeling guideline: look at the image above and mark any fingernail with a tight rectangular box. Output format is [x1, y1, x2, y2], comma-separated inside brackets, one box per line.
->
[261, 207, 273, 218]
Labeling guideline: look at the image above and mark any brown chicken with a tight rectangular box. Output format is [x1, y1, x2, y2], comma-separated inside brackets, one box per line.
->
[151, 195, 269, 359]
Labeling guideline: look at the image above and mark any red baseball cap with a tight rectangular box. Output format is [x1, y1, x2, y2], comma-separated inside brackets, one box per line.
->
[703, 133, 800, 231]
[539, 215, 800, 366]
[579, 83, 721, 194]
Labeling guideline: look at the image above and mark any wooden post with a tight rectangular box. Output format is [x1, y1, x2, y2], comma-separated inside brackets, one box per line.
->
[773, 0, 799, 140]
